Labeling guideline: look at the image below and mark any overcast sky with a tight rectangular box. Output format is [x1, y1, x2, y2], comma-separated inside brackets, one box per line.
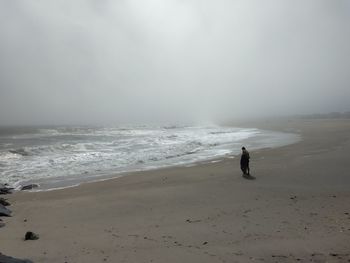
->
[0, 0, 349, 125]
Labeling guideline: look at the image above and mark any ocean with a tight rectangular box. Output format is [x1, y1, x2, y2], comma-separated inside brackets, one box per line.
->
[0, 125, 299, 190]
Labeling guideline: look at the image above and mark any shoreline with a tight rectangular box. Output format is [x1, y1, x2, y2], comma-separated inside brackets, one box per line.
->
[1, 118, 350, 262]
[10, 128, 300, 192]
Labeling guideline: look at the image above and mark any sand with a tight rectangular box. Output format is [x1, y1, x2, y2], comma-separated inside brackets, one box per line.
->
[1, 119, 350, 263]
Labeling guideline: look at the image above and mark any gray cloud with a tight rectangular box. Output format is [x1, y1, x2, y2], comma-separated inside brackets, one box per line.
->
[0, 0, 349, 125]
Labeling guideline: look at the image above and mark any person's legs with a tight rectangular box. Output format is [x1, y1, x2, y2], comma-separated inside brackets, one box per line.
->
[247, 163, 250, 175]
[241, 164, 247, 175]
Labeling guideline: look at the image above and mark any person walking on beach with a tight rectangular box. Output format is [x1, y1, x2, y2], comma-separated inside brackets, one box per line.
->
[240, 147, 250, 175]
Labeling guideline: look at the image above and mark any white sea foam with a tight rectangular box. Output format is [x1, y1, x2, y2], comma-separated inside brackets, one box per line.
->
[0, 125, 300, 189]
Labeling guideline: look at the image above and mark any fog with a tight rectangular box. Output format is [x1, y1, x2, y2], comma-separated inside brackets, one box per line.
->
[0, 0, 349, 125]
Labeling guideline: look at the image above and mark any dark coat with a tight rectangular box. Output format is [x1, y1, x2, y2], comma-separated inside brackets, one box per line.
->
[240, 151, 250, 166]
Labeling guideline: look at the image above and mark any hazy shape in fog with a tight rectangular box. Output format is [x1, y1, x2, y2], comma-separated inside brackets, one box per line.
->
[0, 0, 349, 125]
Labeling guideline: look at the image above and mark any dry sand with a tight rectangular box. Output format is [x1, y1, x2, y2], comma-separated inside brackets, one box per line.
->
[1, 119, 350, 263]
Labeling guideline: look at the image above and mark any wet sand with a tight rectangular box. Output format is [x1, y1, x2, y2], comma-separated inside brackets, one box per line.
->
[1, 119, 350, 262]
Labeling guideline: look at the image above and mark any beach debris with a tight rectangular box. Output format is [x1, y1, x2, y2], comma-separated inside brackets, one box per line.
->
[311, 253, 324, 257]
[0, 204, 12, 217]
[271, 254, 288, 258]
[174, 241, 182, 246]
[0, 198, 10, 206]
[21, 184, 39, 191]
[202, 241, 208, 245]
[186, 219, 201, 223]
[0, 253, 33, 263]
[290, 195, 297, 200]
[24, 231, 39, 241]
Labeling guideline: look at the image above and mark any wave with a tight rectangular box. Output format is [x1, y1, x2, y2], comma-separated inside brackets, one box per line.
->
[9, 148, 31, 156]
[0, 125, 300, 189]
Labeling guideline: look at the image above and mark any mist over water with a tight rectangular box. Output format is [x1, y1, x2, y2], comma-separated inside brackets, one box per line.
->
[0, 0, 350, 125]
[0, 1, 347, 189]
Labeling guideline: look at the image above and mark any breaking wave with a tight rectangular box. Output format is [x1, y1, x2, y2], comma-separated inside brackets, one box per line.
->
[0, 125, 299, 189]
